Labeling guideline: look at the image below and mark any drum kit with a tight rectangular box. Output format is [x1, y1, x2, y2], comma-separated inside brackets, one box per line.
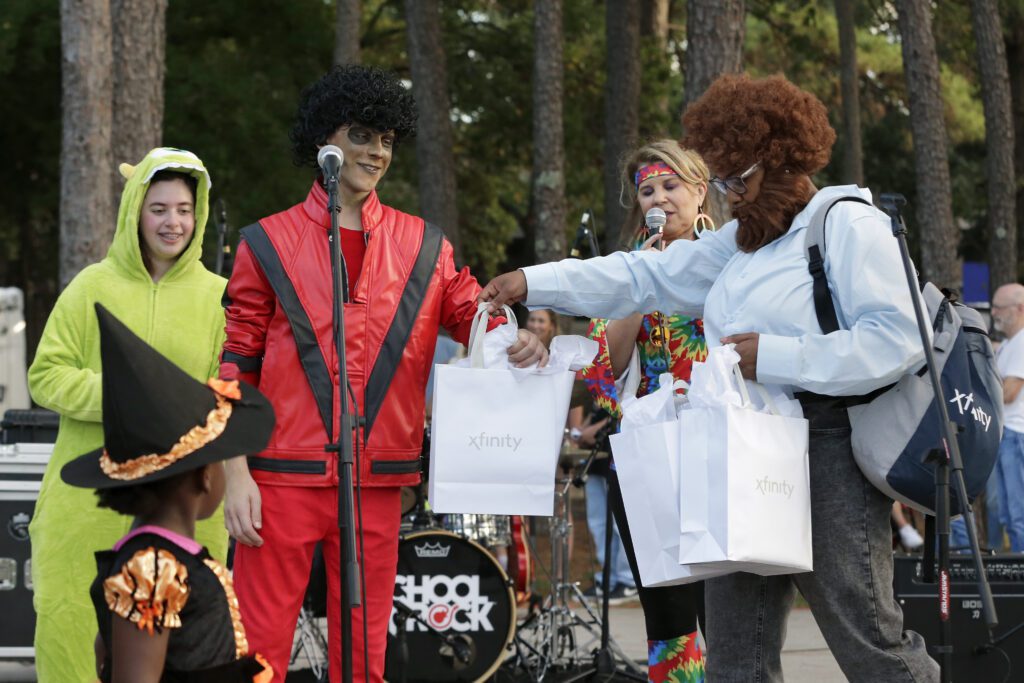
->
[291, 435, 643, 683]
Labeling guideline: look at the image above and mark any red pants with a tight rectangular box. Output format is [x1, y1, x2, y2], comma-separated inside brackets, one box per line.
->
[234, 485, 401, 683]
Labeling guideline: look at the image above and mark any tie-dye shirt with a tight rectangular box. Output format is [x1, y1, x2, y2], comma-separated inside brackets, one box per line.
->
[581, 313, 707, 418]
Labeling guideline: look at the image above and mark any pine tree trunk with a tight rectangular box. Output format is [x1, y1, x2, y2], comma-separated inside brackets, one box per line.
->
[683, 0, 745, 230]
[641, 0, 671, 128]
[111, 0, 166, 200]
[895, 0, 962, 288]
[971, 0, 1016, 289]
[405, 0, 460, 262]
[835, 0, 864, 186]
[602, 0, 641, 253]
[530, 0, 567, 263]
[60, 0, 114, 289]
[335, 0, 360, 66]
[1007, 15, 1024, 275]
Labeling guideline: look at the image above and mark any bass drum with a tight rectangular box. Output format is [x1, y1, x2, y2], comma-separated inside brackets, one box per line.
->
[386, 530, 515, 682]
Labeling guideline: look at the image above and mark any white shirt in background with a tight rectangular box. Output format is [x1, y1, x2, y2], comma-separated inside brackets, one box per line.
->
[996, 329, 1024, 433]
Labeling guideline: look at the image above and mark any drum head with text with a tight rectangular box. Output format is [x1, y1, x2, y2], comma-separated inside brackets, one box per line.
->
[386, 530, 514, 682]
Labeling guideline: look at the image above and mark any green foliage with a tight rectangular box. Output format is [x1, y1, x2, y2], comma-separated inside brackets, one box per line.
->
[0, 0, 1018, 337]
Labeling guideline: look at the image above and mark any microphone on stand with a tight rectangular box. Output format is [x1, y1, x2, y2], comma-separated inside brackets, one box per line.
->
[318, 144, 344, 180]
[644, 207, 667, 250]
[569, 210, 592, 258]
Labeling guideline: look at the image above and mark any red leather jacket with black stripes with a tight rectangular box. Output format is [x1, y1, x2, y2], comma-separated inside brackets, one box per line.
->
[220, 182, 481, 487]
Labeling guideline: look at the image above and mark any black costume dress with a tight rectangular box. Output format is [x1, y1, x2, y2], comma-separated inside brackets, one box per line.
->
[90, 529, 269, 682]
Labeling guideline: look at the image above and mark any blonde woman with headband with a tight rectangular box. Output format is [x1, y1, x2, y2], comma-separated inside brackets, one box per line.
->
[579, 139, 712, 682]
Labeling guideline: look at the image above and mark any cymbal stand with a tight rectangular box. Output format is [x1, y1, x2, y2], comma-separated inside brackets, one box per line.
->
[508, 463, 643, 681]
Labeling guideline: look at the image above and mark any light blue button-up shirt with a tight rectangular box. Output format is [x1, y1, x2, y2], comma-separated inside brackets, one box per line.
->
[523, 185, 925, 397]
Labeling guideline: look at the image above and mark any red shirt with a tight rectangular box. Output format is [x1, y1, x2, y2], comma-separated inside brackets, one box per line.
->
[340, 227, 366, 298]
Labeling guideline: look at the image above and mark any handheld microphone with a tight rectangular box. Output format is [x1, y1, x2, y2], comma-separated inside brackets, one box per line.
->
[645, 207, 667, 250]
[317, 144, 344, 180]
[569, 210, 592, 258]
[645, 207, 667, 235]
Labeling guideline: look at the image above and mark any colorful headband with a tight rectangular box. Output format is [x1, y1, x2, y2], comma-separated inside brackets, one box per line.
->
[634, 161, 677, 189]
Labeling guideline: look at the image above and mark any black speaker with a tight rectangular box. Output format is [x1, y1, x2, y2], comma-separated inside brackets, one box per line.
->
[0, 409, 59, 445]
[0, 444, 49, 658]
[894, 553, 1024, 682]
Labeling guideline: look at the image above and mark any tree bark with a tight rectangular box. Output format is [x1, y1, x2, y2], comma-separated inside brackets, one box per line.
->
[530, 0, 567, 263]
[642, 0, 670, 43]
[895, 0, 961, 289]
[602, 0, 641, 253]
[111, 0, 166, 201]
[60, 0, 114, 289]
[683, 0, 745, 230]
[334, 0, 360, 66]
[641, 0, 671, 128]
[971, 0, 1016, 289]
[1006, 13, 1024, 273]
[835, 0, 864, 186]
[405, 0, 460, 262]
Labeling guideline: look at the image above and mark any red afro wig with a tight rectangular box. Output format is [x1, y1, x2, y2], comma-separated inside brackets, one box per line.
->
[681, 73, 836, 176]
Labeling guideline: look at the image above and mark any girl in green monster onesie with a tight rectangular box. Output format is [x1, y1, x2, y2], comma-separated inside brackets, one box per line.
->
[27, 148, 230, 683]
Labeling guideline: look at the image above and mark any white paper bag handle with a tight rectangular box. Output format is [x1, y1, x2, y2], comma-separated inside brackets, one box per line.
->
[467, 303, 516, 369]
[731, 363, 752, 407]
[749, 382, 783, 416]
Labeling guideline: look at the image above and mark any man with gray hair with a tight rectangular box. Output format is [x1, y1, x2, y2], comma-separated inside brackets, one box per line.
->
[984, 283, 1024, 551]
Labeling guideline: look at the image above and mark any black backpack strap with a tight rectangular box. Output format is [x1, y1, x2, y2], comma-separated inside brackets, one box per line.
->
[805, 196, 872, 334]
[240, 223, 335, 442]
[363, 222, 445, 439]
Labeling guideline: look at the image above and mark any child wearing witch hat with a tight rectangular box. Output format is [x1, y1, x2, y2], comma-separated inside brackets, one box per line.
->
[61, 304, 275, 683]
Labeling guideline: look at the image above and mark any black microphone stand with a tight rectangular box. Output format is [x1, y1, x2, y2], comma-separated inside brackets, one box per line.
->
[571, 423, 646, 682]
[879, 193, 997, 682]
[324, 168, 362, 683]
[214, 198, 229, 277]
[567, 213, 645, 681]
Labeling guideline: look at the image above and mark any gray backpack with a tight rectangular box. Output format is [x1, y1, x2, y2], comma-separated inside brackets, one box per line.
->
[804, 196, 1003, 515]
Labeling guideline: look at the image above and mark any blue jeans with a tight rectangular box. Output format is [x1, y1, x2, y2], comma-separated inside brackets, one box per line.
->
[995, 428, 1024, 552]
[950, 462, 1003, 551]
[584, 472, 634, 589]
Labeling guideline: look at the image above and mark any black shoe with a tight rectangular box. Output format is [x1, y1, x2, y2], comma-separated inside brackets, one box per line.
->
[580, 583, 602, 599]
[606, 585, 639, 605]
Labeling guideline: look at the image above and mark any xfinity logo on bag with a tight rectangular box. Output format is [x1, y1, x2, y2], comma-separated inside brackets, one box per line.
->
[755, 476, 794, 500]
[467, 431, 523, 452]
[948, 389, 993, 431]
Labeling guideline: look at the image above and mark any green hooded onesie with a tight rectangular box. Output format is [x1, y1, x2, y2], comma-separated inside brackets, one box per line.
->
[27, 148, 229, 683]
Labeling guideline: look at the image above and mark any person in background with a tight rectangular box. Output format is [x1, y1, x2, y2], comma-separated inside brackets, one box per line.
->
[28, 148, 229, 683]
[951, 283, 1024, 552]
[892, 502, 925, 551]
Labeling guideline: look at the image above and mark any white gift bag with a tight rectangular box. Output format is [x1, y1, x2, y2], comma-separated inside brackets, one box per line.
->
[609, 373, 730, 587]
[428, 305, 592, 516]
[678, 348, 813, 575]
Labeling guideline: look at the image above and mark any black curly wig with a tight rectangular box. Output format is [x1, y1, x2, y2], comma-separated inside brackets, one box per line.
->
[290, 64, 418, 170]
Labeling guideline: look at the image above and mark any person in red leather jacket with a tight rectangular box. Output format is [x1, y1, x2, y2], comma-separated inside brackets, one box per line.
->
[218, 65, 548, 683]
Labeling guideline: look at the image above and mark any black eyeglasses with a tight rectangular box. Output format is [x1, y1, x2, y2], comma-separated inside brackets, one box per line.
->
[710, 162, 759, 196]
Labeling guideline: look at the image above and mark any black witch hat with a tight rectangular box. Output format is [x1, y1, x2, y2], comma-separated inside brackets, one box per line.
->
[61, 304, 274, 489]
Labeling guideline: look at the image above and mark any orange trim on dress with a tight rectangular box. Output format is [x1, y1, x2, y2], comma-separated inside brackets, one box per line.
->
[202, 558, 250, 659]
[98, 379, 241, 481]
[103, 547, 190, 634]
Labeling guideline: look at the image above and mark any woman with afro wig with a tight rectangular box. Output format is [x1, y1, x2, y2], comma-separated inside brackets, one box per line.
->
[481, 73, 938, 681]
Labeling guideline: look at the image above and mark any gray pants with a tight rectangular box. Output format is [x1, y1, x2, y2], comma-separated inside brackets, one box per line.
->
[705, 398, 939, 682]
